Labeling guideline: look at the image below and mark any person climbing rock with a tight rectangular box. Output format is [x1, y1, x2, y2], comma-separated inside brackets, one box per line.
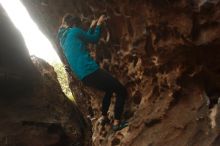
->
[58, 13, 128, 131]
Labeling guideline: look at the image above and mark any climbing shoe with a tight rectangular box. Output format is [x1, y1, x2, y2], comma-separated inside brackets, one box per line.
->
[112, 121, 128, 131]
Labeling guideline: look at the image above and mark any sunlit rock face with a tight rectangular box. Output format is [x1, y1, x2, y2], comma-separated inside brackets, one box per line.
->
[0, 6, 91, 146]
[21, 0, 220, 146]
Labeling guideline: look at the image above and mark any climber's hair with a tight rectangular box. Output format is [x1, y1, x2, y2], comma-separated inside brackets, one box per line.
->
[60, 13, 82, 28]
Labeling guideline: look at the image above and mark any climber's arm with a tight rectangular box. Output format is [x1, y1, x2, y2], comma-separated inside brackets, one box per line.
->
[87, 19, 98, 34]
[78, 26, 101, 43]
[87, 27, 94, 35]
[79, 15, 105, 43]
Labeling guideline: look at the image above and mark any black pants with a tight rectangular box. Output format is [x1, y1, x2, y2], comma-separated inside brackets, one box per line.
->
[82, 69, 127, 120]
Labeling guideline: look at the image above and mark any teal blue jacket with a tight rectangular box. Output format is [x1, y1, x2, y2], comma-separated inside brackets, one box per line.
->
[58, 26, 101, 80]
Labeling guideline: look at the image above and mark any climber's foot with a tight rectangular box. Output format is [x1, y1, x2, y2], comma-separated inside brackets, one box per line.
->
[99, 116, 110, 126]
[112, 121, 128, 131]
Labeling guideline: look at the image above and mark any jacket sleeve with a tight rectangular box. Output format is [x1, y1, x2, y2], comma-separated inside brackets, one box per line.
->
[78, 26, 101, 43]
[87, 27, 94, 35]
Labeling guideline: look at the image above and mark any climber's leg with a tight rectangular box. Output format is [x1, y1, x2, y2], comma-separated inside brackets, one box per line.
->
[82, 69, 128, 129]
[82, 69, 115, 116]
[113, 84, 127, 120]
[97, 91, 114, 125]
[107, 78, 128, 131]
[93, 70, 128, 128]
[102, 91, 113, 116]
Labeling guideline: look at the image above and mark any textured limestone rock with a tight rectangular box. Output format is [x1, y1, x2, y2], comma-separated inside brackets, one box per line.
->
[19, 0, 220, 146]
[0, 6, 91, 146]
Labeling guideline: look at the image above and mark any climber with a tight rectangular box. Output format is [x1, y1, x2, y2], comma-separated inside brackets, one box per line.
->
[57, 13, 128, 131]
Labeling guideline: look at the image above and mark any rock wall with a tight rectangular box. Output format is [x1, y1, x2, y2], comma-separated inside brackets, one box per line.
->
[20, 0, 220, 146]
[0, 6, 91, 146]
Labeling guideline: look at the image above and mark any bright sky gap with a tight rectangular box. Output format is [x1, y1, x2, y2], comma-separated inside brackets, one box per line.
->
[0, 0, 61, 63]
[0, 0, 74, 101]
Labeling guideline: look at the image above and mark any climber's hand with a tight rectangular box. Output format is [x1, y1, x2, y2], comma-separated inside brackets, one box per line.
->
[97, 15, 105, 26]
[90, 19, 97, 28]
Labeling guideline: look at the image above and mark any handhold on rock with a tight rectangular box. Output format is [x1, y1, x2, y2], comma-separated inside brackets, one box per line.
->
[145, 118, 161, 127]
